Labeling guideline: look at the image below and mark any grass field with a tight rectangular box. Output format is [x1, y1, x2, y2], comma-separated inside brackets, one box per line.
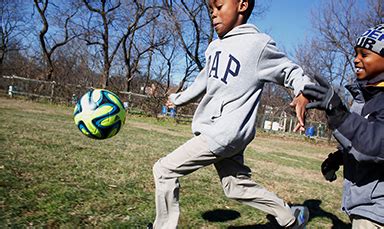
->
[0, 96, 351, 228]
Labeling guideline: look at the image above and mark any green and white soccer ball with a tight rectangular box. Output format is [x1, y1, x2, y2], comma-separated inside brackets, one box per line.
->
[73, 89, 126, 139]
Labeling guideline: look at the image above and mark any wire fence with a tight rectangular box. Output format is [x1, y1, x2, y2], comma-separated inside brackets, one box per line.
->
[1, 75, 333, 141]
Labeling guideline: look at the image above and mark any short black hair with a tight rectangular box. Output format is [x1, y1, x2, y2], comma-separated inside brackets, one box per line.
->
[207, 0, 254, 22]
[244, 0, 255, 22]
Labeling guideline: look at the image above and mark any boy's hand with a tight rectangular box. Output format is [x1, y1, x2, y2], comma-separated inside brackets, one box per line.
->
[290, 93, 309, 132]
[302, 75, 349, 129]
[166, 97, 175, 108]
[321, 150, 343, 182]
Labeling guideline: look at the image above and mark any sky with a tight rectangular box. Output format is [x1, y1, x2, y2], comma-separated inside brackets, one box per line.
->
[252, 0, 369, 55]
[249, 0, 322, 55]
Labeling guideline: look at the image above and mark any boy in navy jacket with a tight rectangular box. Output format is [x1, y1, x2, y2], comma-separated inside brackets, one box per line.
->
[303, 24, 384, 228]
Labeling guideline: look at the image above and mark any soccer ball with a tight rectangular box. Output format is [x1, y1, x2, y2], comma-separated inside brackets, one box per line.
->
[73, 89, 126, 139]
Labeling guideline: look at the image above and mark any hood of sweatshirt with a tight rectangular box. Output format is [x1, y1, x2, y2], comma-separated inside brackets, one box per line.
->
[221, 24, 261, 39]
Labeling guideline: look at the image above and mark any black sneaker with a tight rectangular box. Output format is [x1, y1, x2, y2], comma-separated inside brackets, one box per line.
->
[146, 223, 153, 229]
[287, 206, 309, 229]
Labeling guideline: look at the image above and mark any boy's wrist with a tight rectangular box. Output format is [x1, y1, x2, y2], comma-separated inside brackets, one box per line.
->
[326, 106, 349, 130]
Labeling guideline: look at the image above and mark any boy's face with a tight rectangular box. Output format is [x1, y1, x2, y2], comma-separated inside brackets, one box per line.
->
[208, 0, 244, 38]
[354, 47, 384, 80]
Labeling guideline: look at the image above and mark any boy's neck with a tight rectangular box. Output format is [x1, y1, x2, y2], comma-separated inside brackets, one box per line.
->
[366, 72, 384, 86]
[227, 23, 249, 32]
[357, 72, 384, 86]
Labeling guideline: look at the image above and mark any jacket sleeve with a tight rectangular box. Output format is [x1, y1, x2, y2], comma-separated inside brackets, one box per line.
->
[169, 67, 207, 106]
[333, 110, 384, 163]
[257, 39, 314, 96]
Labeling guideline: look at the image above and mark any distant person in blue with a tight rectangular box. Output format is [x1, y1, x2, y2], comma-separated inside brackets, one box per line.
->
[161, 100, 177, 118]
[166, 100, 176, 118]
[305, 125, 315, 138]
[303, 24, 384, 228]
[149, 0, 314, 228]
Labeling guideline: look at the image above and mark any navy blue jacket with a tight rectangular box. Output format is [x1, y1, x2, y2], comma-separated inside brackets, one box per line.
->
[333, 73, 384, 224]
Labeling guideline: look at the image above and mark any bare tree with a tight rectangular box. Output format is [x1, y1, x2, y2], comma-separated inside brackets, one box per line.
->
[310, 0, 359, 87]
[156, 38, 177, 94]
[53, 38, 96, 86]
[363, 0, 384, 27]
[81, 0, 123, 89]
[294, 0, 384, 127]
[162, 0, 213, 91]
[0, 1, 28, 74]
[302, 0, 383, 87]
[34, 0, 78, 81]
[120, 0, 162, 92]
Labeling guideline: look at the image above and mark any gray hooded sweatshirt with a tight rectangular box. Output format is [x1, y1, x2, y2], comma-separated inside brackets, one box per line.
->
[170, 24, 313, 156]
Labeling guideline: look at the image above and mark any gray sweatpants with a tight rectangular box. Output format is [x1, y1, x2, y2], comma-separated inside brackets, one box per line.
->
[152, 135, 295, 229]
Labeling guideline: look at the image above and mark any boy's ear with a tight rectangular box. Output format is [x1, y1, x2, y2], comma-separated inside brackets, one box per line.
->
[238, 0, 249, 13]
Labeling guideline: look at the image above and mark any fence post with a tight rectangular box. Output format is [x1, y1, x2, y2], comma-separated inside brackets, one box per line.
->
[8, 85, 13, 97]
[8, 75, 15, 97]
[50, 81, 56, 102]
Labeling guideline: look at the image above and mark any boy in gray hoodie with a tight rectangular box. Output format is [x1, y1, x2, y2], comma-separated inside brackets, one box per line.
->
[152, 0, 313, 228]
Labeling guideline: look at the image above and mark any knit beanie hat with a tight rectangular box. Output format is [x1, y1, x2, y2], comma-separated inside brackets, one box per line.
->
[355, 24, 384, 56]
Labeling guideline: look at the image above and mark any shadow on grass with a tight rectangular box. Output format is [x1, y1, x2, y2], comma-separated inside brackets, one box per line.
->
[202, 209, 241, 222]
[201, 199, 351, 229]
[303, 199, 351, 229]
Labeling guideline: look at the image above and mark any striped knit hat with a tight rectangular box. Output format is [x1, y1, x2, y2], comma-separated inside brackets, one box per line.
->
[355, 24, 384, 56]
